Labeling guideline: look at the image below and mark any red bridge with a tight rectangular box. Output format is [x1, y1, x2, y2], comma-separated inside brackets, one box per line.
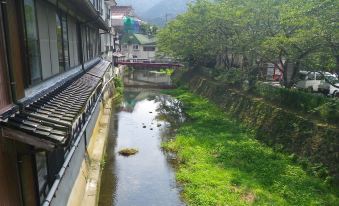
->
[116, 61, 183, 69]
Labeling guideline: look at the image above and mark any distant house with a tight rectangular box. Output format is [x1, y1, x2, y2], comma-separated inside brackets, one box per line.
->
[111, 5, 143, 48]
[121, 33, 157, 61]
[111, 5, 134, 16]
[111, 6, 140, 29]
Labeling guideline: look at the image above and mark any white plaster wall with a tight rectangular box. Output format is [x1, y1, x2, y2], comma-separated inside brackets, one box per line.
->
[122, 45, 156, 60]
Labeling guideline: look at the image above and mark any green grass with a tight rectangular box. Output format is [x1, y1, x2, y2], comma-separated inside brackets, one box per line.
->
[162, 89, 338, 206]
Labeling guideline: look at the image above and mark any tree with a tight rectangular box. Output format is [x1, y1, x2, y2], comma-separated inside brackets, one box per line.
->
[140, 23, 159, 36]
[157, 0, 338, 87]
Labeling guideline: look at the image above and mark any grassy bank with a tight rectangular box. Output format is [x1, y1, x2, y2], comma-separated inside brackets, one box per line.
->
[162, 89, 338, 206]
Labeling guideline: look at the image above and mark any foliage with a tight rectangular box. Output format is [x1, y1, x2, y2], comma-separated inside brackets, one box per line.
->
[162, 89, 338, 205]
[157, 0, 339, 87]
[159, 68, 174, 76]
[214, 68, 247, 87]
[114, 77, 124, 97]
[140, 22, 158, 36]
[254, 82, 339, 124]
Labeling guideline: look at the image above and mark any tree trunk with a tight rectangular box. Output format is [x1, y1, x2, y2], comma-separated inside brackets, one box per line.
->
[288, 61, 300, 88]
[335, 54, 339, 74]
[282, 61, 289, 88]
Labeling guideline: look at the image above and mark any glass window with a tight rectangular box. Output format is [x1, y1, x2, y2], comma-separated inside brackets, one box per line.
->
[81, 25, 87, 62]
[56, 11, 70, 71]
[325, 75, 338, 83]
[315, 73, 323, 80]
[95, 31, 99, 57]
[133, 44, 139, 50]
[56, 13, 64, 72]
[62, 15, 70, 70]
[23, 0, 42, 85]
[143, 46, 155, 51]
[35, 152, 49, 204]
[86, 27, 91, 60]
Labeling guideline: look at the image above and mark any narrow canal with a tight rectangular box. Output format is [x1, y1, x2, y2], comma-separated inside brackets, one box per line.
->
[98, 69, 185, 206]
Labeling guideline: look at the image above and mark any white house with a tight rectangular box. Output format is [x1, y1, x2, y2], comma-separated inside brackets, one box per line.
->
[121, 33, 157, 61]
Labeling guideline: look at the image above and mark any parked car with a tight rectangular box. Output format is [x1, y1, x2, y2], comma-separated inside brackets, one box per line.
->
[318, 74, 339, 97]
[295, 71, 323, 92]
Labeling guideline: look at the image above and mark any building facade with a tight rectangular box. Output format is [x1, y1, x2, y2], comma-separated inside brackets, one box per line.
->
[121, 33, 157, 62]
[0, 0, 116, 205]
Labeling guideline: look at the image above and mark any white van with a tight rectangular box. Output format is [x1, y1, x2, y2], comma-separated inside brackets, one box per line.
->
[318, 74, 339, 97]
[296, 71, 322, 92]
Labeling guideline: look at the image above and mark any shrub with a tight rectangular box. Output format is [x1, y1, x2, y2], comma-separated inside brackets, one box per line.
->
[254, 82, 339, 124]
[113, 77, 124, 96]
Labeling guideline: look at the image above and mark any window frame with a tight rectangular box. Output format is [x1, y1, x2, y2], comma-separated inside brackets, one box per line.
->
[34, 151, 49, 204]
[132, 44, 139, 50]
[61, 13, 70, 70]
[143, 46, 156, 51]
[22, 0, 43, 86]
[56, 11, 64, 72]
[56, 10, 71, 72]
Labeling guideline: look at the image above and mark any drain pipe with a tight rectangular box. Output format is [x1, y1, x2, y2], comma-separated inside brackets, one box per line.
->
[42, 75, 115, 206]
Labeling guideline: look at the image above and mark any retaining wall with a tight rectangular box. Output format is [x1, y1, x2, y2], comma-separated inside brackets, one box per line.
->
[182, 74, 339, 183]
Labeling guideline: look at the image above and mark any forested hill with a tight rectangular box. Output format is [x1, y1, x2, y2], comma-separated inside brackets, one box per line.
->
[117, 0, 192, 26]
[140, 0, 190, 26]
[116, 0, 160, 14]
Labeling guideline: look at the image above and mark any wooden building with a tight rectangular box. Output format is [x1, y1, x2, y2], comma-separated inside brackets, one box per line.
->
[0, 0, 116, 205]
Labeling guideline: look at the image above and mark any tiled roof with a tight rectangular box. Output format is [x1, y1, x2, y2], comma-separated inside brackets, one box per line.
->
[122, 33, 156, 45]
[134, 34, 156, 45]
[0, 60, 111, 150]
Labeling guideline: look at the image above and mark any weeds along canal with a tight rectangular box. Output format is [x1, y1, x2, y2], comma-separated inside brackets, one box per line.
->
[98, 69, 185, 206]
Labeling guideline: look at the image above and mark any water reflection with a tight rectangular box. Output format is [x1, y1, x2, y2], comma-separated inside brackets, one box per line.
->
[155, 95, 185, 128]
[98, 105, 119, 206]
[124, 69, 173, 88]
[99, 69, 185, 206]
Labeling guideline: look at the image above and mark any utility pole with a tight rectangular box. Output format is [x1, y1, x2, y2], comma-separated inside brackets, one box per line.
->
[165, 13, 172, 24]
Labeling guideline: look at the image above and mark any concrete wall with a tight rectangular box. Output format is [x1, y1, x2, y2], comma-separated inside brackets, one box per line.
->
[67, 66, 123, 206]
[50, 134, 86, 206]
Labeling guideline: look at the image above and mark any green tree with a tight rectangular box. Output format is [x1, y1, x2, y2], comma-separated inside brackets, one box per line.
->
[157, 0, 339, 87]
[140, 22, 159, 36]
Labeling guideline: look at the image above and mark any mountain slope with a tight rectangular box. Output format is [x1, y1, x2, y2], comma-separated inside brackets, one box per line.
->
[141, 0, 191, 26]
[116, 0, 161, 14]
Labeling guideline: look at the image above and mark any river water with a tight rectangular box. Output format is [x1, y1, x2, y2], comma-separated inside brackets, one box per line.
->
[98, 70, 185, 206]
